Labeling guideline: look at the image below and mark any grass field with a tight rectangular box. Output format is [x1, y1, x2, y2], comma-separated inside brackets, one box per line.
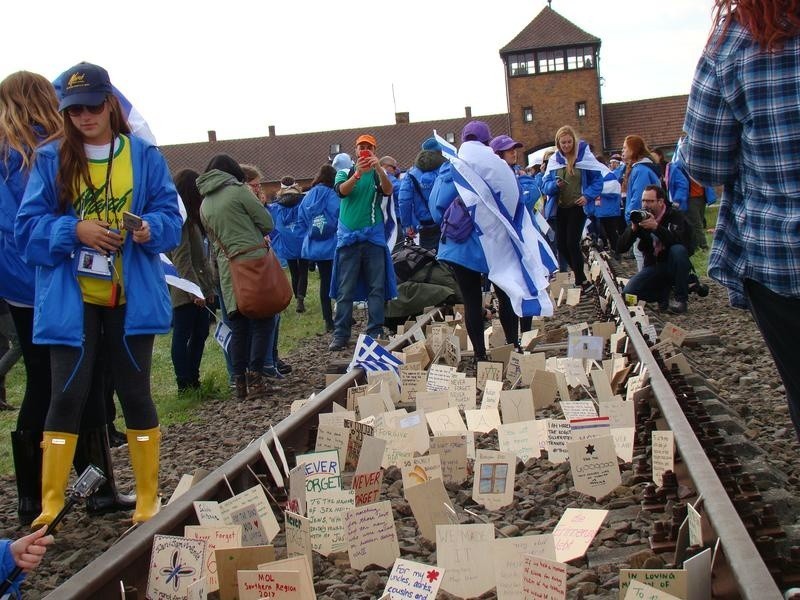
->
[0, 272, 324, 477]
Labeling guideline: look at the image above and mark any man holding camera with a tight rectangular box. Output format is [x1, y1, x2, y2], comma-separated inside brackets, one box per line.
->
[617, 184, 693, 313]
[329, 134, 396, 350]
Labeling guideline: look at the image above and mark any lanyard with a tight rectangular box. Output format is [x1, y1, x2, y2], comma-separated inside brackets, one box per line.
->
[80, 137, 116, 222]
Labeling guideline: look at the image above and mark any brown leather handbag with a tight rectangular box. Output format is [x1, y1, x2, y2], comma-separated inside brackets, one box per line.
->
[208, 227, 292, 318]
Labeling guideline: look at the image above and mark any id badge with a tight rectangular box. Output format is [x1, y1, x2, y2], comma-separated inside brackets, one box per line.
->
[77, 246, 113, 280]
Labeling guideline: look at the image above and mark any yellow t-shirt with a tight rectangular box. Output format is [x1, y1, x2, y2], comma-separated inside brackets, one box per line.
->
[74, 135, 133, 306]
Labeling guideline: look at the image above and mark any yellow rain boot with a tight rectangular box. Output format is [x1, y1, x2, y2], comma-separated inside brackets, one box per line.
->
[127, 427, 161, 524]
[32, 432, 79, 529]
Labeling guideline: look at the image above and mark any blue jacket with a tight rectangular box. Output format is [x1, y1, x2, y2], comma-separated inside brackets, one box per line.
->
[267, 193, 305, 261]
[517, 172, 541, 218]
[298, 184, 339, 261]
[1, 538, 23, 598]
[623, 159, 661, 222]
[15, 135, 182, 347]
[0, 144, 36, 305]
[429, 162, 489, 273]
[583, 174, 622, 219]
[666, 162, 717, 211]
[541, 165, 604, 206]
[397, 150, 446, 229]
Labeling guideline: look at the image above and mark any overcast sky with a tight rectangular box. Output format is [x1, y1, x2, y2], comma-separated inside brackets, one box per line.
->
[0, 0, 714, 146]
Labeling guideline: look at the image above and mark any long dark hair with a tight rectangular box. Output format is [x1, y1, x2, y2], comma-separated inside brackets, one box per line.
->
[205, 154, 245, 182]
[56, 94, 130, 213]
[174, 169, 203, 232]
[311, 164, 336, 188]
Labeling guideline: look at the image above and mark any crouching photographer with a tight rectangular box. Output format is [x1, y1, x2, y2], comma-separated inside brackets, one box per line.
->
[617, 185, 693, 314]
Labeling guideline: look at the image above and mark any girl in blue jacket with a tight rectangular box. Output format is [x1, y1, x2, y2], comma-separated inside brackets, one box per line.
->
[15, 63, 182, 527]
[269, 176, 307, 312]
[298, 164, 340, 332]
[621, 135, 661, 270]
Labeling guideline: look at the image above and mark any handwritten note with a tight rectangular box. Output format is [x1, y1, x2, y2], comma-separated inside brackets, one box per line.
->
[551, 508, 608, 562]
[651, 431, 675, 486]
[306, 489, 355, 556]
[345, 500, 400, 570]
[436, 524, 496, 598]
[384, 558, 444, 600]
[521, 554, 567, 600]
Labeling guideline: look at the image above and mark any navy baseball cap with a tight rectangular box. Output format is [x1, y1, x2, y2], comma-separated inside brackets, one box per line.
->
[58, 62, 112, 111]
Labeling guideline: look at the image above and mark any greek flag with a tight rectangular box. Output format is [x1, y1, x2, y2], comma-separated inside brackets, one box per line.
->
[434, 132, 557, 317]
[160, 254, 204, 299]
[348, 334, 403, 374]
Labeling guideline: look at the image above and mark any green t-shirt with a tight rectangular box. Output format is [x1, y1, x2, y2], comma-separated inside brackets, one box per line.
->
[557, 167, 583, 208]
[334, 169, 384, 231]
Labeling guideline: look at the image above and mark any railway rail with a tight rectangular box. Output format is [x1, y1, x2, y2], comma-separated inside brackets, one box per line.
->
[45, 252, 786, 599]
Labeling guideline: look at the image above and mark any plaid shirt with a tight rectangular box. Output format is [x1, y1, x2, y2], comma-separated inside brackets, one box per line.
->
[681, 19, 800, 308]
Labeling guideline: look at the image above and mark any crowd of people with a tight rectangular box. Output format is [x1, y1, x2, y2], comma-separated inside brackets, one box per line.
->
[0, 2, 798, 591]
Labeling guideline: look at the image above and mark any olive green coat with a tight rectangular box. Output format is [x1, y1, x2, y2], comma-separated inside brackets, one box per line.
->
[168, 220, 215, 308]
[197, 170, 274, 315]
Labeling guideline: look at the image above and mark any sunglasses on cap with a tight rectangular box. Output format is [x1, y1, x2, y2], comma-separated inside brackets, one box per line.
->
[65, 101, 106, 117]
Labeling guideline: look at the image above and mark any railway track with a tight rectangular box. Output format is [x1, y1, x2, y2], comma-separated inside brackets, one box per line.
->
[44, 252, 788, 599]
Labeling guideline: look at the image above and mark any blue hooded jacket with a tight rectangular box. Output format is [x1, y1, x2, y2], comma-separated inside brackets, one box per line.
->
[541, 141, 605, 205]
[623, 159, 661, 222]
[429, 162, 489, 273]
[298, 184, 339, 261]
[267, 192, 305, 261]
[0, 143, 37, 305]
[14, 135, 182, 347]
[667, 161, 717, 211]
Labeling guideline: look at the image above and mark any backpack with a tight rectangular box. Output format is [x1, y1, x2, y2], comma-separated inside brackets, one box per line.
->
[439, 196, 473, 243]
[391, 240, 437, 283]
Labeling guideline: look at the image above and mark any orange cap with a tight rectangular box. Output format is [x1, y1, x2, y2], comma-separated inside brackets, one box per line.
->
[355, 134, 377, 148]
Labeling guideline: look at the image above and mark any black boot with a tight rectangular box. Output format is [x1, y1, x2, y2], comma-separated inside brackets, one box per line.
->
[73, 427, 136, 515]
[10, 430, 42, 525]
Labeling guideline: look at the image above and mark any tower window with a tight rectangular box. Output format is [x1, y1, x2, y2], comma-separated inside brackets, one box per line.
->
[522, 107, 534, 123]
[576, 102, 587, 118]
[537, 50, 565, 73]
[508, 52, 535, 77]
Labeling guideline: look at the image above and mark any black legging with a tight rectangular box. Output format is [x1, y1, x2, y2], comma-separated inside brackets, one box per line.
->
[9, 305, 50, 431]
[556, 205, 587, 285]
[443, 261, 486, 359]
[47, 303, 157, 433]
[493, 285, 532, 347]
[597, 215, 625, 254]
[316, 259, 334, 326]
[287, 258, 309, 299]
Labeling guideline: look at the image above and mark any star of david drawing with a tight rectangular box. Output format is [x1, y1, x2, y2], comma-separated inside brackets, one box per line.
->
[160, 550, 197, 591]
[585, 444, 596, 455]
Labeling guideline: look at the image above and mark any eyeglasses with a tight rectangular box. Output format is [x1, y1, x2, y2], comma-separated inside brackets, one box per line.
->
[66, 101, 106, 117]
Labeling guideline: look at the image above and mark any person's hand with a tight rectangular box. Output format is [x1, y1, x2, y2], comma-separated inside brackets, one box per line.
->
[193, 296, 206, 307]
[356, 150, 377, 174]
[10, 526, 54, 572]
[639, 215, 658, 231]
[576, 196, 587, 207]
[405, 226, 416, 238]
[556, 178, 566, 188]
[131, 220, 151, 244]
[76, 220, 122, 254]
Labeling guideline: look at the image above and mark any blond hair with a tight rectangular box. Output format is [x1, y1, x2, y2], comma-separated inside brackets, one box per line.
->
[554, 125, 579, 175]
[0, 71, 62, 169]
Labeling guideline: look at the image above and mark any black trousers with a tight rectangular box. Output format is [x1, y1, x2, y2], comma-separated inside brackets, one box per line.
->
[443, 262, 486, 358]
[556, 205, 587, 285]
[745, 279, 800, 442]
[316, 259, 334, 326]
[47, 304, 157, 433]
[493, 285, 531, 347]
[287, 258, 309, 299]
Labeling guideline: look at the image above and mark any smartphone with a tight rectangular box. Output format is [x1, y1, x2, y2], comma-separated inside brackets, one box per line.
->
[358, 150, 371, 160]
[122, 211, 143, 231]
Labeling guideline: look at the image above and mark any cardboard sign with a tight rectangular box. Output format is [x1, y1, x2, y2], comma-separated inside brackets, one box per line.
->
[429, 435, 469, 484]
[482, 379, 504, 410]
[286, 464, 306, 517]
[384, 558, 444, 600]
[315, 425, 349, 461]
[498, 420, 541, 463]
[448, 376, 477, 411]
[343, 419, 374, 472]
[405, 478, 455, 541]
[400, 368, 426, 405]
[214, 546, 276, 600]
[546, 419, 572, 464]
[492, 535, 557, 600]
[396, 410, 430, 455]
[569, 416, 611, 442]
[620, 569, 687, 599]
[624, 579, 683, 599]
[436, 524, 496, 598]
[652, 431, 675, 486]
[426, 407, 467, 436]
[661, 322, 688, 347]
[415, 390, 449, 414]
[567, 436, 622, 499]
[345, 500, 400, 570]
[237, 570, 301, 600]
[229, 504, 269, 547]
[184, 526, 242, 593]
[306, 489, 355, 556]
[472, 450, 516, 510]
[373, 425, 413, 469]
[600, 398, 636, 429]
[403, 340, 431, 370]
[400, 455, 442, 490]
[477, 361, 505, 391]
[194, 501, 224, 526]
[560, 400, 598, 420]
[284, 511, 312, 566]
[186, 577, 207, 600]
[611, 427, 636, 463]
[427, 364, 457, 392]
[552, 508, 608, 562]
[255, 556, 315, 600]
[567, 335, 604, 360]
[521, 554, 567, 600]
[465, 407, 502, 433]
[146, 535, 206, 600]
[219, 486, 280, 543]
[531, 369, 558, 409]
[500, 389, 536, 424]
[351, 469, 383, 506]
[354, 435, 386, 475]
[296, 449, 342, 493]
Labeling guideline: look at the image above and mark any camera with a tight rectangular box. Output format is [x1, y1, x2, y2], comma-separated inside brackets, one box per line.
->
[629, 209, 650, 224]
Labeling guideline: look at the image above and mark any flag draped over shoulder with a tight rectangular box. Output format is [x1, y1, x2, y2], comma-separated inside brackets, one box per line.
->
[544, 140, 610, 178]
[434, 132, 557, 318]
[348, 334, 403, 375]
[160, 254, 204, 299]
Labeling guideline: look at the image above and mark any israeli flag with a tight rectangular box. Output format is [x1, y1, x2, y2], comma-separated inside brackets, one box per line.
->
[348, 334, 403, 375]
[544, 140, 611, 178]
[160, 254, 204, 299]
[434, 132, 557, 317]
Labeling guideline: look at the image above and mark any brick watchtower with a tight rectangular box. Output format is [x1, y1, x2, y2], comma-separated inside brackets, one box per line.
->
[500, 5, 604, 162]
